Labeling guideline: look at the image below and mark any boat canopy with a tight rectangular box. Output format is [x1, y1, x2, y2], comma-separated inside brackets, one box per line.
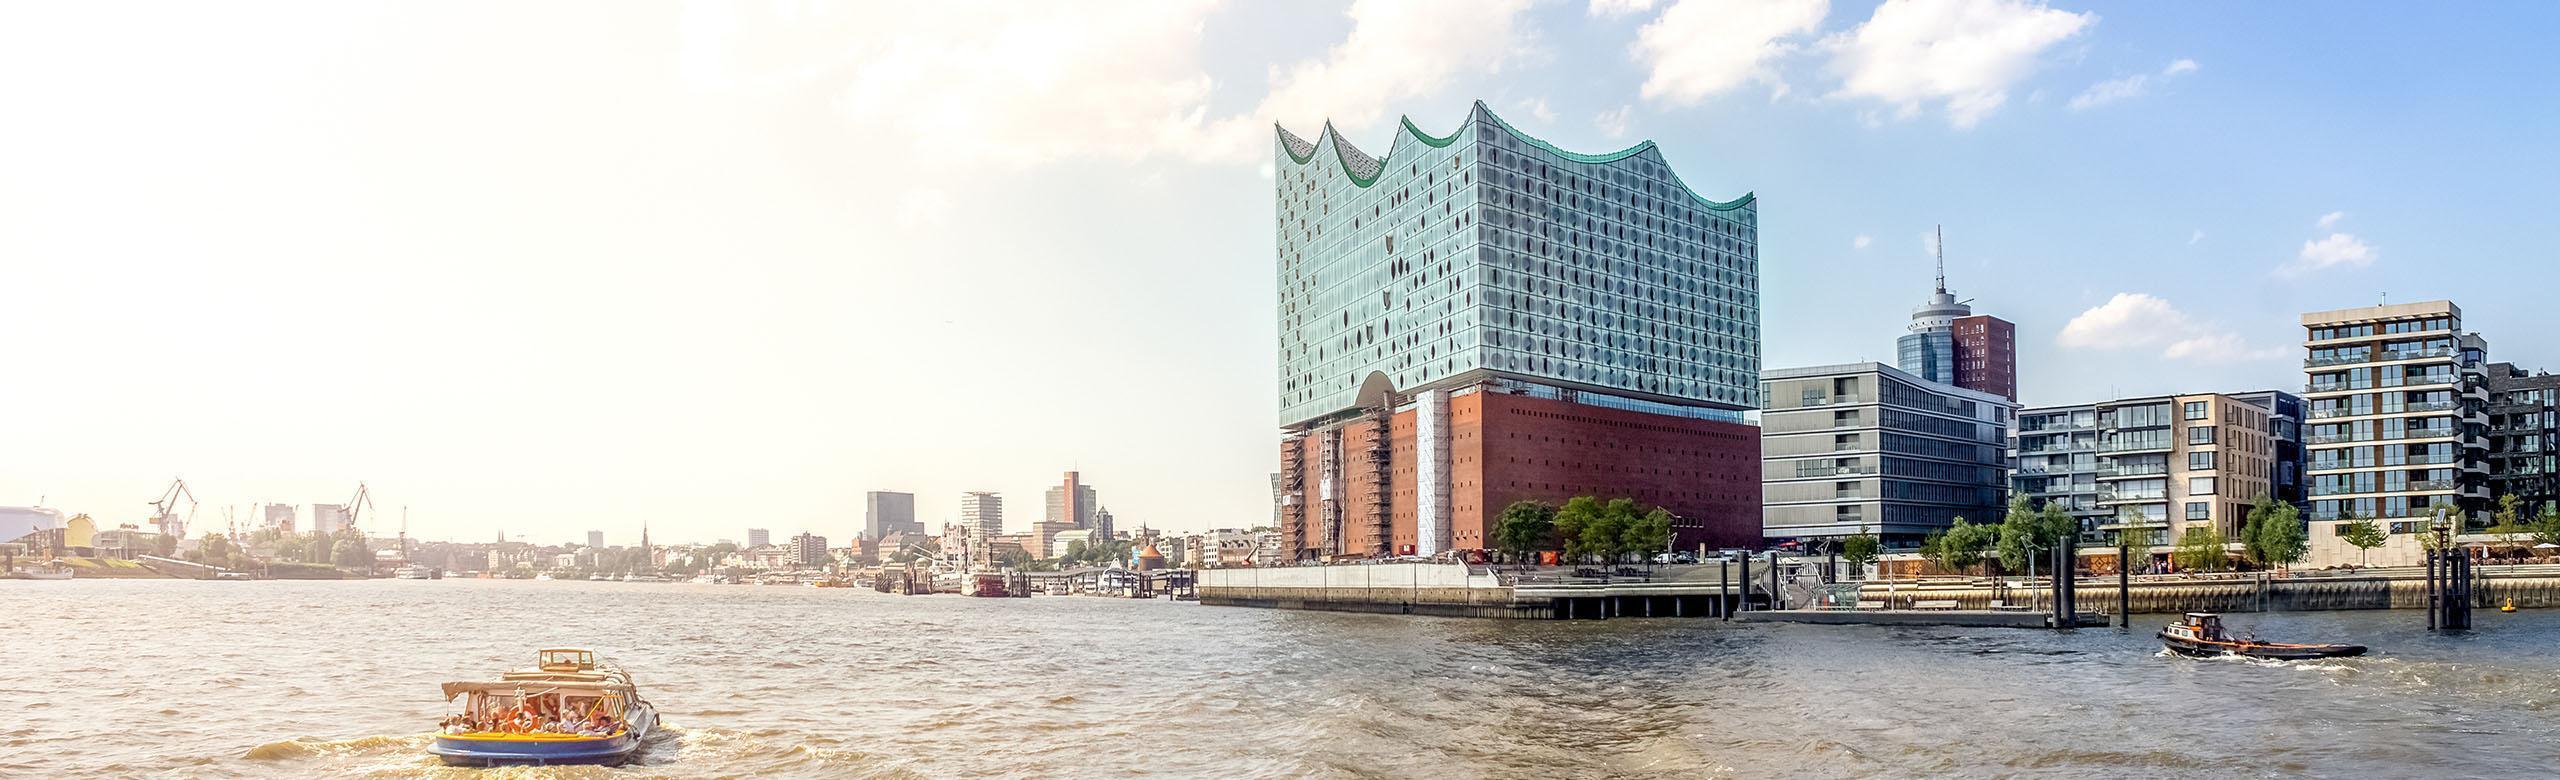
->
[441, 680, 630, 699]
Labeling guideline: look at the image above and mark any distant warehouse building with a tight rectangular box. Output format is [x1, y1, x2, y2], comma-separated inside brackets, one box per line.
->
[1272, 101, 1764, 559]
[1761, 363, 2014, 547]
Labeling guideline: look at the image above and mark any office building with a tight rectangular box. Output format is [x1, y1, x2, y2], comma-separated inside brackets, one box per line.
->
[312, 504, 352, 534]
[2483, 362, 2559, 514]
[2016, 392, 2293, 549]
[262, 504, 297, 534]
[791, 532, 827, 567]
[1045, 473, 1098, 527]
[1895, 231, 2017, 402]
[586, 530, 604, 549]
[959, 491, 1003, 537]
[1274, 101, 1763, 559]
[1762, 363, 2013, 545]
[746, 528, 771, 549]
[1093, 506, 1116, 541]
[864, 491, 921, 540]
[2299, 300, 2491, 568]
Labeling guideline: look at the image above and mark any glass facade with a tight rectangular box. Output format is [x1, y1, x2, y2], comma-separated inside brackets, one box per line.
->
[1275, 102, 1759, 426]
[2299, 304, 2487, 526]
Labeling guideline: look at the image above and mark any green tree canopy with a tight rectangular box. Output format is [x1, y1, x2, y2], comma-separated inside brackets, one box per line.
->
[1929, 516, 1992, 574]
[2172, 526, 2228, 572]
[1624, 508, 1674, 564]
[1492, 500, 1558, 566]
[1554, 496, 1602, 564]
[333, 535, 373, 571]
[2240, 498, 2308, 570]
[2337, 511, 2387, 566]
[1840, 529, 1880, 578]
[2530, 502, 2560, 550]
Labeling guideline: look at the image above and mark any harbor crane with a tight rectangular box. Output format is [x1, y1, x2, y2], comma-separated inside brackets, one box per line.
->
[343, 482, 379, 535]
[149, 477, 198, 539]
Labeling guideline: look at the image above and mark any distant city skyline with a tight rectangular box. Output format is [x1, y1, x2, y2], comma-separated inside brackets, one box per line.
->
[6, 2, 2558, 542]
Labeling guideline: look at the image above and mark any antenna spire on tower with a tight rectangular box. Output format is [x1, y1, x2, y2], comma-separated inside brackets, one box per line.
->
[1934, 224, 1947, 295]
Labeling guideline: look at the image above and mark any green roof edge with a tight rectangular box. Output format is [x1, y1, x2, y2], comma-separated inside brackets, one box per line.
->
[1275, 102, 1755, 211]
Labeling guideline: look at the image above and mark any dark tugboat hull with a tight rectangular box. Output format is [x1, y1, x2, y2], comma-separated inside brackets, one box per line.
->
[2159, 631, 2366, 659]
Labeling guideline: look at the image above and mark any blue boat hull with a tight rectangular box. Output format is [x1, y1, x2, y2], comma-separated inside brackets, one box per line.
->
[428, 732, 639, 766]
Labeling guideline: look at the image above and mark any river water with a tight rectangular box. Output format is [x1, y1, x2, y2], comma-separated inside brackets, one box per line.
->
[3, 578, 2556, 778]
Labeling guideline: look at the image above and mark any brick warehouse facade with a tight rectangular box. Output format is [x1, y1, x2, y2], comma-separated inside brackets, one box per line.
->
[1280, 388, 1762, 558]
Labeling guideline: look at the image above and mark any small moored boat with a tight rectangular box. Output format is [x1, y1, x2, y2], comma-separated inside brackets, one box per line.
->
[2159, 613, 2366, 660]
[428, 648, 659, 766]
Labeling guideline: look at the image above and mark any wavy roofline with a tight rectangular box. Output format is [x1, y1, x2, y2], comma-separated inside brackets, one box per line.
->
[1274, 100, 1753, 212]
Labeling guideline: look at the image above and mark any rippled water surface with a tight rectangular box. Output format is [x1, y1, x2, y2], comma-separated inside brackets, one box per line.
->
[5, 579, 2559, 778]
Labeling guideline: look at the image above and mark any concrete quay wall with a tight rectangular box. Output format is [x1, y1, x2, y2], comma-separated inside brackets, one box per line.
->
[1198, 563, 1532, 618]
[1857, 574, 2560, 614]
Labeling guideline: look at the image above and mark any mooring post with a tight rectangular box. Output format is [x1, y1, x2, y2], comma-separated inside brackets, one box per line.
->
[1736, 554, 1750, 614]
[2118, 541, 2132, 629]
[2425, 545, 2439, 631]
[1768, 551, 1781, 610]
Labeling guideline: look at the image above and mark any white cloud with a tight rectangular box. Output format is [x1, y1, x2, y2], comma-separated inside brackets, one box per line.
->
[1595, 104, 1634, 138]
[1853, 234, 1873, 249]
[818, 1, 1235, 168]
[1824, 0, 2095, 127]
[2067, 74, 2146, 110]
[2068, 57, 2200, 111]
[1633, 0, 1830, 106]
[1245, 0, 1541, 149]
[681, 0, 1541, 170]
[2188, 229, 2204, 245]
[2059, 292, 2281, 362]
[2286, 233, 2377, 274]
[1589, 0, 1660, 17]
[1514, 96, 1558, 123]
[2318, 210, 2345, 229]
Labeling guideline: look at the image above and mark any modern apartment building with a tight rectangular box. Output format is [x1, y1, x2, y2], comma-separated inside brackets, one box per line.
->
[1895, 232, 2017, 402]
[863, 491, 921, 540]
[959, 491, 1003, 537]
[746, 528, 770, 549]
[2015, 392, 2294, 550]
[2299, 300, 2491, 568]
[586, 530, 604, 549]
[2484, 362, 2560, 513]
[1762, 363, 2013, 546]
[1274, 101, 1763, 559]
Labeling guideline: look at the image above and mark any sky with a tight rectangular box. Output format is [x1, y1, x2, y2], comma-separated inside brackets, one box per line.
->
[4, 1, 2556, 545]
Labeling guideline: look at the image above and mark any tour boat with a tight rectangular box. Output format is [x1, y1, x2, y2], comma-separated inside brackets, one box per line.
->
[428, 648, 659, 766]
[2159, 613, 2366, 660]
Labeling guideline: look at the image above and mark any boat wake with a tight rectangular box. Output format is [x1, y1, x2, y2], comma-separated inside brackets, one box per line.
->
[2154, 647, 2364, 673]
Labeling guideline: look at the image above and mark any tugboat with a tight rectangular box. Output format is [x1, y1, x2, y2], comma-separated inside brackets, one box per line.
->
[428, 648, 659, 766]
[2159, 613, 2366, 660]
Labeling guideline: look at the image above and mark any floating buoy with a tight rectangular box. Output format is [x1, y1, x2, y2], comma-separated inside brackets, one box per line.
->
[2501, 597, 2517, 613]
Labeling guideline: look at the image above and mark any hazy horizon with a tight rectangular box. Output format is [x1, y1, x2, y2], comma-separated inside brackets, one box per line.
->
[7, 1, 2555, 545]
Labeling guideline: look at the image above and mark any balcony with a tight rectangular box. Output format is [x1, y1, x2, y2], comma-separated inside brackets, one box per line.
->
[1794, 465, 1879, 478]
[1800, 395, 1863, 407]
[2307, 433, 2357, 445]
[2095, 463, 2169, 478]
[2097, 490, 2167, 504]
[2099, 439, 2173, 454]
[2409, 479, 2458, 492]
[2386, 347, 2456, 361]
